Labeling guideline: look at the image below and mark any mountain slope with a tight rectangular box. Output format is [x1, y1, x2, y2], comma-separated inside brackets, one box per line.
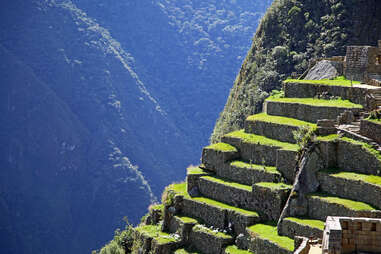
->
[0, 0, 271, 253]
[211, 0, 381, 142]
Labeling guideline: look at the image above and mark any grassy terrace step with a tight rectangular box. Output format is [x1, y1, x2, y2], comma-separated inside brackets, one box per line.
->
[223, 130, 298, 151]
[248, 223, 294, 254]
[133, 224, 181, 253]
[280, 217, 324, 239]
[189, 224, 234, 254]
[167, 183, 261, 235]
[245, 113, 316, 143]
[222, 130, 298, 169]
[264, 97, 362, 123]
[226, 160, 281, 185]
[265, 97, 363, 108]
[224, 245, 251, 254]
[317, 169, 381, 209]
[307, 192, 381, 221]
[202, 142, 239, 172]
[198, 175, 253, 212]
[284, 77, 361, 87]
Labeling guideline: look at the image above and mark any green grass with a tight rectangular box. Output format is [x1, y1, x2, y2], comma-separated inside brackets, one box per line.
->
[225, 129, 299, 151]
[284, 76, 361, 87]
[248, 223, 294, 251]
[174, 248, 202, 254]
[255, 182, 292, 190]
[224, 245, 251, 254]
[205, 142, 238, 152]
[135, 225, 179, 244]
[367, 119, 381, 125]
[266, 96, 363, 108]
[308, 193, 376, 211]
[322, 169, 381, 187]
[187, 166, 210, 175]
[230, 160, 280, 174]
[247, 113, 316, 128]
[149, 204, 163, 211]
[193, 224, 232, 239]
[201, 176, 252, 191]
[284, 217, 325, 230]
[177, 216, 198, 224]
[316, 134, 339, 142]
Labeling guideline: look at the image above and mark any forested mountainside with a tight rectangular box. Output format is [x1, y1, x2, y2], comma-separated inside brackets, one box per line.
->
[211, 0, 381, 142]
[0, 0, 271, 253]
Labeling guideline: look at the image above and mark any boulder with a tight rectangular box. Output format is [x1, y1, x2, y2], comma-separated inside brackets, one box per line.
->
[304, 60, 343, 80]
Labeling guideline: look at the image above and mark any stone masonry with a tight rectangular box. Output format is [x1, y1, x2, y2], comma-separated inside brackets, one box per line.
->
[322, 216, 381, 254]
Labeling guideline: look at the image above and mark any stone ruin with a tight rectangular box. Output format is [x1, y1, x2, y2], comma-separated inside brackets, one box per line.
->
[322, 217, 381, 254]
[130, 42, 381, 254]
[345, 40, 381, 84]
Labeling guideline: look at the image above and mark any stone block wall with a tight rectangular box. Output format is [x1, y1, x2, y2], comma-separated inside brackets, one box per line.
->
[322, 216, 381, 254]
[276, 149, 298, 183]
[201, 146, 239, 172]
[283, 82, 371, 108]
[252, 184, 290, 221]
[344, 46, 381, 82]
[244, 120, 298, 143]
[317, 172, 381, 209]
[265, 100, 361, 123]
[360, 119, 381, 144]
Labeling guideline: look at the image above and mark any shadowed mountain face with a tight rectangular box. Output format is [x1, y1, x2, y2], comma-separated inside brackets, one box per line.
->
[0, 0, 271, 253]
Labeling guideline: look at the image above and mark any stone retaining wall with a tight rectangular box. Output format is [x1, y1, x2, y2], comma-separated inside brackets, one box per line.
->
[307, 196, 381, 221]
[198, 177, 253, 211]
[189, 226, 233, 254]
[265, 100, 361, 123]
[221, 136, 278, 166]
[249, 236, 292, 254]
[360, 119, 381, 144]
[336, 140, 381, 176]
[201, 146, 239, 172]
[244, 120, 298, 143]
[252, 185, 290, 221]
[180, 198, 260, 236]
[317, 172, 381, 209]
[276, 149, 298, 183]
[217, 163, 281, 186]
[280, 219, 323, 239]
[283, 82, 370, 107]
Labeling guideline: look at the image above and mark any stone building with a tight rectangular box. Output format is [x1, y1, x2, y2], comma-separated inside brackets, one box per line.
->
[344, 40, 381, 83]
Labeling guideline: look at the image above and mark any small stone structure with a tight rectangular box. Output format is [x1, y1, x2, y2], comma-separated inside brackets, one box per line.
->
[344, 40, 381, 83]
[322, 216, 381, 254]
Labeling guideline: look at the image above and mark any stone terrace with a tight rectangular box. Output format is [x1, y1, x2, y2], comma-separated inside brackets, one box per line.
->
[132, 77, 381, 254]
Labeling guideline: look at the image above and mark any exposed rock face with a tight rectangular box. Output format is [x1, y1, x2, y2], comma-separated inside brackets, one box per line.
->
[304, 60, 343, 80]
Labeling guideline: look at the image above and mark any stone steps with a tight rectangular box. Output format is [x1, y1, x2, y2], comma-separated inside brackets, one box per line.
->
[306, 193, 381, 221]
[168, 216, 198, 244]
[317, 170, 381, 209]
[264, 97, 362, 123]
[279, 217, 324, 239]
[188, 224, 234, 254]
[218, 160, 281, 185]
[221, 130, 298, 182]
[247, 223, 294, 254]
[244, 113, 316, 144]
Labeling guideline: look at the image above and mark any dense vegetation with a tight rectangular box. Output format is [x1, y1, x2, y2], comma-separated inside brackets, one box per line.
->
[211, 0, 381, 143]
